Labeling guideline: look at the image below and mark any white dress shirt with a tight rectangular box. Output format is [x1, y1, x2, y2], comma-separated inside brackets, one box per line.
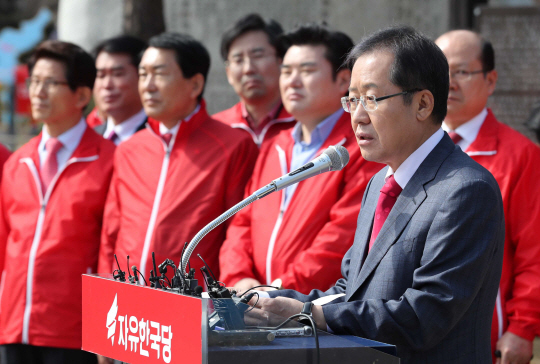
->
[158, 104, 200, 136]
[442, 108, 487, 152]
[387, 128, 444, 189]
[103, 108, 146, 145]
[39, 118, 87, 170]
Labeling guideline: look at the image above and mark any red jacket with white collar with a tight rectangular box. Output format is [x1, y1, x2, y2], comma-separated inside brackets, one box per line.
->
[213, 102, 295, 149]
[219, 111, 383, 293]
[98, 100, 258, 282]
[465, 110, 540, 352]
[0, 127, 115, 349]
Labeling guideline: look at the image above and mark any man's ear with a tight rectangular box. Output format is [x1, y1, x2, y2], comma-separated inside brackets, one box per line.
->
[336, 68, 351, 95]
[415, 89, 435, 122]
[75, 87, 92, 110]
[190, 73, 205, 100]
[486, 69, 498, 96]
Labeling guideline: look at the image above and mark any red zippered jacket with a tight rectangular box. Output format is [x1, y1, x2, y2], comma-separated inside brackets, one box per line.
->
[219, 112, 383, 293]
[98, 100, 258, 282]
[213, 102, 295, 148]
[0, 127, 115, 349]
[466, 110, 540, 355]
[0, 143, 12, 182]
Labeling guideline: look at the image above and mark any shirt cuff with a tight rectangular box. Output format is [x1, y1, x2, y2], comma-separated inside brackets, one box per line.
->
[255, 291, 271, 299]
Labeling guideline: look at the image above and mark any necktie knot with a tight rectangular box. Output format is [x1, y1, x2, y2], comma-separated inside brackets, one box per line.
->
[46, 138, 63, 154]
[380, 175, 402, 197]
[107, 131, 118, 143]
[448, 131, 462, 144]
[41, 137, 63, 193]
[162, 133, 172, 146]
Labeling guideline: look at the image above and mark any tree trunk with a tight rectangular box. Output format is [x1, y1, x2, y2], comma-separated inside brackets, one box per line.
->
[123, 0, 165, 42]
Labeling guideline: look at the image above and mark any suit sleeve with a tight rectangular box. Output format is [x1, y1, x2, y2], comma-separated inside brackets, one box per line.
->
[505, 144, 540, 339]
[219, 139, 261, 286]
[278, 156, 382, 292]
[97, 151, 122, 274]
[321, 177, 504, 350]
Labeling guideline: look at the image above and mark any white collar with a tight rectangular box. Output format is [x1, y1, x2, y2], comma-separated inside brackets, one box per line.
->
[386, 128, 444, 189]
[442, 108, 487, 148]
[39, 117, 87, 155]
[159, 103, 200, 135]
[104, 108, 146, 143]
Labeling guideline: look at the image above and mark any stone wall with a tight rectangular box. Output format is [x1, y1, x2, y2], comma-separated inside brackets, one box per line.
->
[476, 6, 540, 140]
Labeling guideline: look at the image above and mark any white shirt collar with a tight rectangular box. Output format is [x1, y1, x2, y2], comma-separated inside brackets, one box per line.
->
[442, 108, 487, 151]
[39, 117, 87, 156]
[386, 128, 444, 189]
[104, 108, 146, 144]
[158, 103, 200, 135]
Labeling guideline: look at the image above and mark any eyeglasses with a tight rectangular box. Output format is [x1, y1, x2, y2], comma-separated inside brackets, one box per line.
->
[225, 50, 276, 68]
[341, 89, 422, 113]
[26, 78, 69, 91]
[449, 69, 485, 81]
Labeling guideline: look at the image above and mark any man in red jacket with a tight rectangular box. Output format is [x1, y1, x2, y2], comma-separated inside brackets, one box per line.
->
[213, 13, 294, 148]
[98, 33, 258, 285]
[436, 30, 540, 364]
[0, 40, 115, 363]
[219, 24, 382, 294]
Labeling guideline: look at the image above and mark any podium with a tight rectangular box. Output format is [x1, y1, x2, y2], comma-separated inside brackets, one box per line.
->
[82, 274, 400, 363]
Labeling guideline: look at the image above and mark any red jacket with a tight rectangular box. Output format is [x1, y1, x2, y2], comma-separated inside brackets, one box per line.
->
[0, 143, 11, 182]
[213, 102, 295, 148]
[98, 101, 258, 282]
[219, 112, 383, 293]
[0, 127, 115, 349]
[466, 110, 540, 353]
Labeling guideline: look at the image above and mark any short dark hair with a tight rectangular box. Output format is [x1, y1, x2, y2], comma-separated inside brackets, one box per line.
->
[148, 32, 210, 101]
[479, 36, 495, 73]
[93, 35, 147, 68]
[29, 40, 96, 91]
[220, 13, 285, 60]
[346, 26, 449, 124]
[280, 23, 354, 80]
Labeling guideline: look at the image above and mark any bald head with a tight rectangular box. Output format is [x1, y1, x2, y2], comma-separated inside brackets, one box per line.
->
[435, 30, 497, 129]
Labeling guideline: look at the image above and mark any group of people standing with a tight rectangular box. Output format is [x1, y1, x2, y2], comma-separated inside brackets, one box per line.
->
[0, 12, 538, 364]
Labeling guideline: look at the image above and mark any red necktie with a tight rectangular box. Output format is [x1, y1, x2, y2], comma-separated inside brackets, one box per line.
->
[41, 138, 63, 192]
[162, 133, 172, 146]
[369, 175, 402, 251]
[107, 131, 118, 143]
[448, 131, 462, 144]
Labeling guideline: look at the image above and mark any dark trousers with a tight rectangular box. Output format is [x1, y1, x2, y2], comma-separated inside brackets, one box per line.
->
[0, 343, 97, 364]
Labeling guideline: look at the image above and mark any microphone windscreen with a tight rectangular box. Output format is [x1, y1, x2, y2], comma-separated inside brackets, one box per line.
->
[325, 145, 350, 171]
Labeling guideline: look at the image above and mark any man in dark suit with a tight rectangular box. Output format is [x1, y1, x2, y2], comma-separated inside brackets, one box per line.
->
[251, 26, 505, 363]
[93, 35, 147, 144]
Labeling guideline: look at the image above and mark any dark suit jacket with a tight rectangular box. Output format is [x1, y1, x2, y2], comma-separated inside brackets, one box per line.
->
[93, 117, 147, 137]
[269, 133, 505, 363]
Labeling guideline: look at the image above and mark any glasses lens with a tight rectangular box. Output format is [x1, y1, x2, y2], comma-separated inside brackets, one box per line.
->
[341, 98, 350, 113]
[364, 95, 377, 111]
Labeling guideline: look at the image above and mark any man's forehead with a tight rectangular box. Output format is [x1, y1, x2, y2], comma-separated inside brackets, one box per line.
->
[32, 57, 66, 75]
[140, 48, 176, 69]
[349, 50, 394, 89]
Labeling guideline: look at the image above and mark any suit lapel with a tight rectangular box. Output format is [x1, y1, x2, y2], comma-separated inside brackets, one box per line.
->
[347, 134, 456, 300]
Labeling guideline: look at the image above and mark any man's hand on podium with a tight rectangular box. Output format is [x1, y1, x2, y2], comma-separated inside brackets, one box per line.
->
[233, 278, 262, 295]
[246, 296, 328, 331]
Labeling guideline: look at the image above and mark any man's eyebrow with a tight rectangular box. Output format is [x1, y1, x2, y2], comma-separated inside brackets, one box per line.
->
[139, 64, 167, 71]
[97, 65, 125, 72]
[348, 83, 378, 92]
[280, 62, 318, 69]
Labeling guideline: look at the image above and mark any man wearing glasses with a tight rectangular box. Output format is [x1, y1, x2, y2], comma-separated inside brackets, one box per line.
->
[436, 30, 540, 364]
[250, 26, 505, 364]
[0, 40, 115, 363]
[213, 13, 294, 148]
[220, 24, 381, 296]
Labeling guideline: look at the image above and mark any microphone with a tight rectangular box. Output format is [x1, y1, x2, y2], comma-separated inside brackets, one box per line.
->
[180, 145, 350, 274]
[254, 145, 350, 198]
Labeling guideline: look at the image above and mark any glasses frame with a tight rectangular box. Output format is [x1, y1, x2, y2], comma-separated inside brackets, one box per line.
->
[449, 69, 485, 81]
[341, 88, 423, 113]
[26, 78, 69, 91]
